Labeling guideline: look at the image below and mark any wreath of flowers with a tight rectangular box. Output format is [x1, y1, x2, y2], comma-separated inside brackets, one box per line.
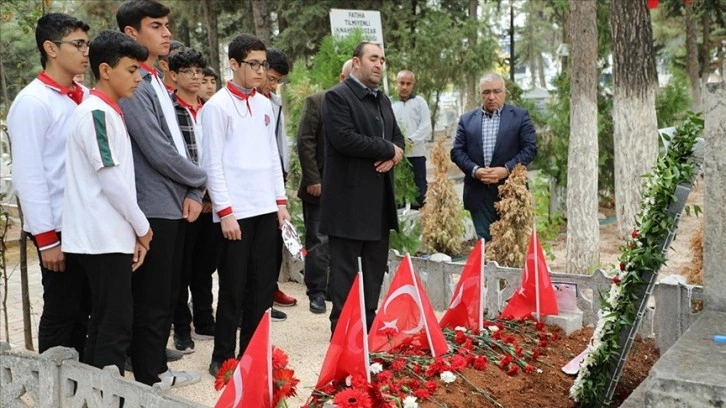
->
[305, 317, 558, 408]
[570, 112, 703, 406]
[215, 346, 300, 408]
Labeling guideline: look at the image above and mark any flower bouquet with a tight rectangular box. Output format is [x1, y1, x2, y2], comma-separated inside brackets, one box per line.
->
[215, 346, 300, 407]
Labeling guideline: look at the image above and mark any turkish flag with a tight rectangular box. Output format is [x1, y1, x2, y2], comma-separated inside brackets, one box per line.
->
[647, 0, 659, 9]
[440, 240, 484, 330]
[499, 230, 559, 320]
[368, 255, 449, 357]
[215, 310, 272, 408]
[315, 272, 370, 389]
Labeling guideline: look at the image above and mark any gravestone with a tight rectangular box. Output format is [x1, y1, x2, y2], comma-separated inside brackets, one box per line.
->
[703, 81, 726, 312]
[637, 81, 726, 407]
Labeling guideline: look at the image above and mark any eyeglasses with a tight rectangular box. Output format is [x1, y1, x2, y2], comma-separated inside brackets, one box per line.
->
[267, 75, 285, 85]
[240, 60, 269, 72]
[178, 68, 204, 77]
[52, 39, 90, 53]
[481, 89, 504, 96]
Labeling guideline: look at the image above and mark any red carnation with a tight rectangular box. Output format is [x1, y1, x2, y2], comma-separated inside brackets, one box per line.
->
[619, 262, 626, 271]
[425, 380, 438, 393]
[473, 356, 488, 370]
[333, 388, 373, 408]
[272, 346, 289, 370]
[613, 275, 621, 285]
[506, 365, 519, 376]
[632, 229, 639, 239]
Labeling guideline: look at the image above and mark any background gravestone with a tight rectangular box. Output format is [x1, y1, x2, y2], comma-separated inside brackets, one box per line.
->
[703, 81, 726, 312]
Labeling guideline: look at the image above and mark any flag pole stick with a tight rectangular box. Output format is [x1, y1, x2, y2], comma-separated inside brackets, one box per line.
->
[534, 219, 541, 321]
[408, 254, 437, 357]
[357, 258, 371, 383]
[266, 308, 273, 405]
[479, 239, 486, 331]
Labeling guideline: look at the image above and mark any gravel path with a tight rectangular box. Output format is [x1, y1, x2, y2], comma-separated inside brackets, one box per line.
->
[165, 281, 327, 407]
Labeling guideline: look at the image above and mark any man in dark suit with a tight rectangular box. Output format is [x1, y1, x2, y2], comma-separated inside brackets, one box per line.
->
[320, 42, 406, 333]
[297, 59, 353, 315]
[451, 73, 537, 241]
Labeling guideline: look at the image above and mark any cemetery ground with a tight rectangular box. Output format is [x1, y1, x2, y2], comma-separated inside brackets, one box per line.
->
[0, 181, 704, 407]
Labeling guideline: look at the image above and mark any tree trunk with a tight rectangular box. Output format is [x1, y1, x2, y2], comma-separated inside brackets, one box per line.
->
[0, 53, 8, 109]
[700, 13, 710, 80]
[610, 0, 659, 239]
[685, 0, 701, 111]
[202, 0, 220, 90]
[566, 0, 599, 273]
[509, 4, 515, 82]
[465, 0, 478, 111]
[252, 0, 271, 45]
[538, 53, 547, 88]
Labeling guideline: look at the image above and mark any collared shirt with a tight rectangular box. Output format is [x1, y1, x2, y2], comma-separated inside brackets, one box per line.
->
[481, 107, 502, 167]
[173, 93, 202, 164]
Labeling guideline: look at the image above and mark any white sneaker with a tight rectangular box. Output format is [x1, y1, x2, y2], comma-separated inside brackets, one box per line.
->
[159, 369, 200, 388]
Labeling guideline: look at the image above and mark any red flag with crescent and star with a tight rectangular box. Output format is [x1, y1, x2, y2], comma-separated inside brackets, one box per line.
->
[368, 255, 449, 357]
[215, 309, 272, 408]
[315, 272, 370, 389]
[440, 240, 484, 330]
[500, 230, 559, 320]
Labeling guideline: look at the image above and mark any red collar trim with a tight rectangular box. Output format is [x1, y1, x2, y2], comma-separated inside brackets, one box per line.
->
[37, 71, 83, 105]
[140, 62, 159, 77]
[176, 94, 203, 121]
[164, 82, 175, 92]
[90, 89, 123, 117]
[226, 81, 255, 114]
[226, 81, 256, 101]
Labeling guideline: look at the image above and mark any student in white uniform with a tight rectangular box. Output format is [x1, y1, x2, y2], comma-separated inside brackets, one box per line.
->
[6, 12, 91, 359]
[62, 30, 152, 376]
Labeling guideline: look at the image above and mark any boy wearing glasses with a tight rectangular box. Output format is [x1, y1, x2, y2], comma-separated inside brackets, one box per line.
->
[7, 13, 91, 359]
[167, 46, 220, 352]
[200, 33, 290, 376]
[62, 30, 152, 375]
[256, 48, 296, 322]
[116, 0, 207, 387]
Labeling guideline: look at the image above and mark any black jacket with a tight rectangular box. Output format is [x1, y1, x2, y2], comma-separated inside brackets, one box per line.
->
[319, 76, 405, 240]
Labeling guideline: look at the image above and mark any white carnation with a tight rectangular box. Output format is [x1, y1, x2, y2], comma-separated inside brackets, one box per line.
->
[440, 371, 456, 384]
[370, 362, 383, 374]
[345, 375, 352, 386]
[403, 396, 419, 408]
[487, 325, 500, 332]
[454, 326, 467, 332]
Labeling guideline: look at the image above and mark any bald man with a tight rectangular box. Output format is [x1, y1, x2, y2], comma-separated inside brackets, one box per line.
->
[296, 59, 353, 314]
[392, 70, 432, 209]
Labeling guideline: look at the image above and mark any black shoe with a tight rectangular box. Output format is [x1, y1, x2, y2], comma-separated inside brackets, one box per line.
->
[209, 360, 222, 377]
[309, 295, 327, 314]
[271, 308, 287, 322]
[174, 333, 195, 354]
[166, 348, 184, 362]
[192, 324, 215, 340]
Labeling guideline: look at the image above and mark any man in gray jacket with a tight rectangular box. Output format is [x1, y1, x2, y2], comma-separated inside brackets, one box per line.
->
[117, 0, 206, 388]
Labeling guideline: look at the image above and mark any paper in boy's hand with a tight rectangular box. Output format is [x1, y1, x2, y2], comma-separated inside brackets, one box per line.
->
[281, 220, 306, 261]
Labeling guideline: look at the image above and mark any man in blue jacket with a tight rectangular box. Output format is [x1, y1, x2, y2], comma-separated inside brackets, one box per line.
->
[451, 73, 537, 241]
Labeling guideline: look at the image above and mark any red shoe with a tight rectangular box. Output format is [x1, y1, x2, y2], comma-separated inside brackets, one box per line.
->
[274, 290, 297, 307]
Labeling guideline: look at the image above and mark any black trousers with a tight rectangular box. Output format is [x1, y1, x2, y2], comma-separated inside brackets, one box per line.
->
[31, 233, 91, 359]
[302, 201, 329, 298]
[408, 156, 428, 209]
[328, 233, 390, 334]
[129, 218, 184, 385]
[74, 252, 133, 375]
[173, 212, 220, 335]
[212, 212, 277, 363]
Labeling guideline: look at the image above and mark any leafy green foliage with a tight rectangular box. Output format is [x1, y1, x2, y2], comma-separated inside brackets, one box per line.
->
[571, 112, 704, 406]
[655, 68, 692, 128]
[389, 214, 421, 256]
